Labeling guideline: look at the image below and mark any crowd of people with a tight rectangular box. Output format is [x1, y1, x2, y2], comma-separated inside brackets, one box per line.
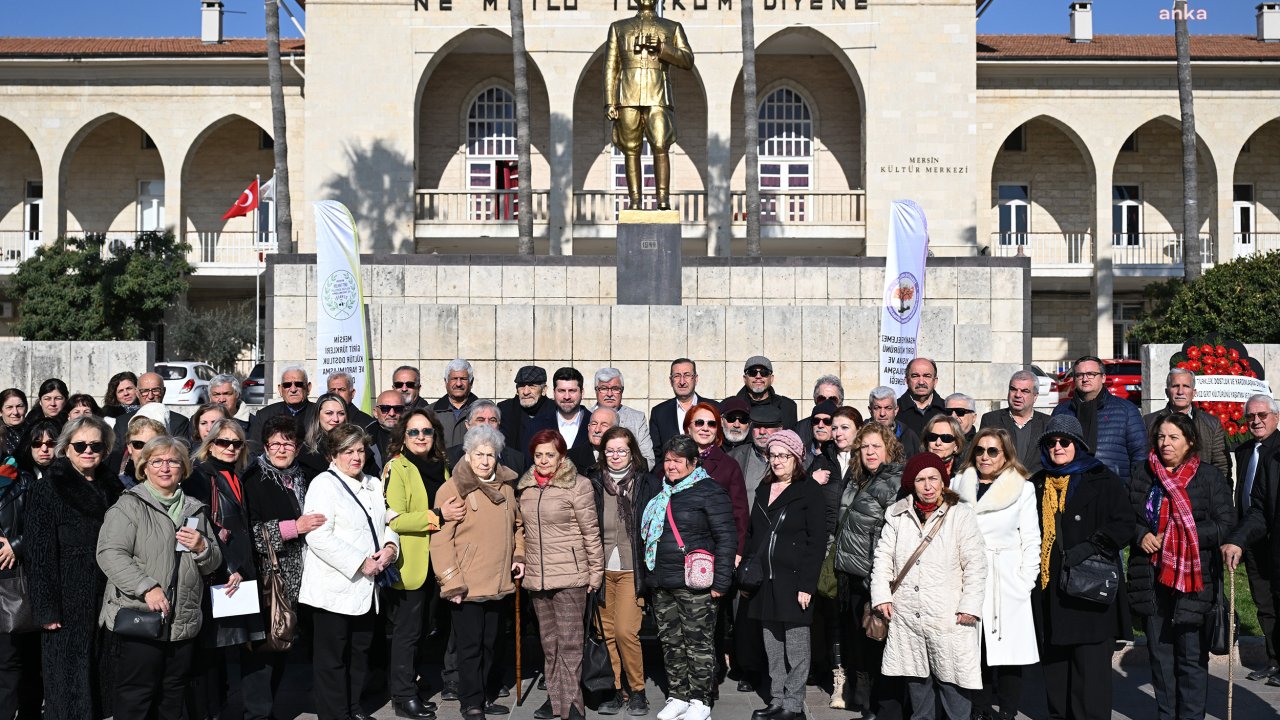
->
[0, 352, 1276, 720]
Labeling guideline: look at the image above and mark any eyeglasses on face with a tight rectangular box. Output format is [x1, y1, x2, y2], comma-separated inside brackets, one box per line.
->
[377, 404, 405, 414]
[923, 432, 956, 444]
[690, 418, 716, 428]
[946, 408, 974, 417]
[767, 453, 793, 462]
[406, 427, 434, 438]
[267, 441, 297, 452]
[1246, 412, 1273, 422]
[148, 458, 182, 469]
[975, 446, 1002, 458]
[393, 381, 418, 389]
[670, 373, 695, 381]
[280, 381, 307, 389]
[1045, 437, 1073, 449]
[812, 416, 833, 427]
[595, 385, 623, 394]
[1074, 371, 1103, 380]
[211, 438, 245, 450]
[139, 387, 164, 396]
[604, 448, 630, 456]
[746, 368, 772, 378]
[70, 441, 105, 454]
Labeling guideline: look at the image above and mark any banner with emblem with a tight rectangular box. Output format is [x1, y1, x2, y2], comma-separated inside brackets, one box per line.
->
[879, 200, 930, 394]
[314, 200, 372, 414]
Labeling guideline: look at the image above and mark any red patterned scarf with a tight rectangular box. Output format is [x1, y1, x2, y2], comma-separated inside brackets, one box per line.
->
[1149, 451, 1203, 593]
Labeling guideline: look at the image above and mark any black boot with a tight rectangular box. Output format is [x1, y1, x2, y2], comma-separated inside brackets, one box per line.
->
[534, 699, 555, 720]
[653, 153, 671, 210]
[599, 691, 625, 716]
[568, 706, 587, 720]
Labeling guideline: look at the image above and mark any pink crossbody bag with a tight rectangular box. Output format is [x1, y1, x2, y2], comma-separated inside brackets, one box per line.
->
[666, 502, 716, 590]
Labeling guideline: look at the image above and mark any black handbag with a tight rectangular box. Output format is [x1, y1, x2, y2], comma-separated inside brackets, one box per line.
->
[0, 486, 35, 634]
[114, 548, 182, 640]
[581, 590, 615, 693]
[1059, 551, 1121, 606]
[736, 505, 788, 592]
[1208, 584, 1235, 656]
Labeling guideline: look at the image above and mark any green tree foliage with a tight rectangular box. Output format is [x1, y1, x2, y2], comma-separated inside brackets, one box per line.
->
[1130, 251, 1280, 344]
[10, 232, 192, 341]
[165, 303, 257, 374]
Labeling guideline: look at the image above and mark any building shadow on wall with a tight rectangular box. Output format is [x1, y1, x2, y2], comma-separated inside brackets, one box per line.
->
[550, 111, 572, 255]
[322, 140, 414, 254]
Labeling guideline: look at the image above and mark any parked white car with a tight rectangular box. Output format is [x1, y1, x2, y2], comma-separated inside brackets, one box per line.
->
[1029, 365, 1058, 409]
[155, 361, 217, 405]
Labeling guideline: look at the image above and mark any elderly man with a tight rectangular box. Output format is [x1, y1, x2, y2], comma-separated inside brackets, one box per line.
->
[587, 406, 620, 466]
[248, 365, 314, 443]
[326, 371, 375, 430]
[366, 389, 406, 468]
[1051, 355, 1146, 484]
[1223, 394, 1280, 684]
[944, 392, 978, 444]
[720, 398, 753, 452]
[392, 365, 428, 411]
[209, 373, 256, 434]
[795, 375, 844, 449]
[497, 365, 549, 453]
[118, 372, 191, 438]
[980, 370, 1050, 474]
[726, 355, 798, 430]
[592, 368, 655, 468]
[728, 404, 784, 496]
[1142, 368, 1231, 476]
[869, 385, 922, 457]
[649, 358, 706, 461]
[431, 359, 480, 448]
[805, 400, 838, 457]
[897, 357, 946, 437]
[445, 400, 529, 475]
[526, 366, 596, 470]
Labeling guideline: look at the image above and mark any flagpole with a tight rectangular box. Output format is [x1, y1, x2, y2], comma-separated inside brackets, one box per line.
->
[254, 174, 261, 365]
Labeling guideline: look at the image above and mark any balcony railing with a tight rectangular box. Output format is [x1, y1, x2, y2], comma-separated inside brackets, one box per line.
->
[415, 190, 550, 223]
[1112, 233, 1215, 267]
[0, 231, 38, 265]
[191, 231, 277, 265]
[987, 232, 1093, 265]
[730, 191, 866, 225]
[1233, 233, 1280, 258]
[572, 191, 707, 224]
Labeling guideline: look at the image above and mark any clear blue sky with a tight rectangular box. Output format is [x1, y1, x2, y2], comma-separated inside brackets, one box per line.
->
[0, 0, 1255, 37]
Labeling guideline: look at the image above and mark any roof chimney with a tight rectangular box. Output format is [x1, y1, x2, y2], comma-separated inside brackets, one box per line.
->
[201, 1, 224, 44]
[1261, 3, 1280, 42]
[1069, 1, 1093, 44]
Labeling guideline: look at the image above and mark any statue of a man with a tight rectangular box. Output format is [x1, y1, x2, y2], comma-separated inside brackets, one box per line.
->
[604, 0, 694, 211]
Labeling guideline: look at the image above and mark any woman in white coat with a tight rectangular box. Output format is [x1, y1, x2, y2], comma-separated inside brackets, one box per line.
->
[951, 428, 1040, 720]
[299, 424, 400, 720]
[872, 452, 987, 720]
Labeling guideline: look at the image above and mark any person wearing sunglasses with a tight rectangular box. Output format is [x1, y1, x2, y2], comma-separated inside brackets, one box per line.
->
[944, 393, 978, 445]
[117, 416, 168, 490]
[794, 376, 845, 451]
[369, 389, 409, 468]
[1029, 414, 1132, 720]
[97, 435, 222, 720]
[720, 397, 754, 452]
[299, 394, 354, 480]
[924, 415, 967, 479]
[727, 356, 798, 431]
[393, 365, 428, 411]
[242, 414, 326, 720]
[383, 407, 466, 719]
[952, 428, 1040, 720]
[1049, 355, 1145, 485]
[25, 415, 123, 720]
[249, 365, 314, 447]
[187, 418, 265, 719]
[18, 419, 60, 479]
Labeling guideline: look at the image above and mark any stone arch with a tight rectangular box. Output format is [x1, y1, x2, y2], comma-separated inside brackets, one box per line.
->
[0, 115, 43, 261]
[180, 114, 275, 249]
[1232, 117, 1280, 251]
[60, 113, 166, 237]
[988, 114, 1098, 250]
[1109, 115, 1219, 247]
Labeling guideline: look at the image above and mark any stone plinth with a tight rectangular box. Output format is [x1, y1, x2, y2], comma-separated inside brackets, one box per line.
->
[617, 211, 681, 306]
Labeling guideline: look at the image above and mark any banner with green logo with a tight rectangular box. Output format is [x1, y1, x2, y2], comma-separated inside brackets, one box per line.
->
[314, 200, 372, 414]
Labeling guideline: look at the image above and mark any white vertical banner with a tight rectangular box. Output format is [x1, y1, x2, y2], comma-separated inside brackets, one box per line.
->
[314, 200, 372, 414]
[879, 200, 930, 394]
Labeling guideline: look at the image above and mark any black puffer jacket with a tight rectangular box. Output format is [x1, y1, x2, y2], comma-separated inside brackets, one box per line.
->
[832, 462, 903, 578]
[0, 470, 31, 581]
[1127, 459, 1235, 624]
[636, 473, 737, 594]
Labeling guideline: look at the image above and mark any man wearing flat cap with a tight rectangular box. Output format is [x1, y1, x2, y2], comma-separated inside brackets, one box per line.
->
[729, 404, 785, 497]
[497, 365, 549, 453]
[725, 355, 798, 431]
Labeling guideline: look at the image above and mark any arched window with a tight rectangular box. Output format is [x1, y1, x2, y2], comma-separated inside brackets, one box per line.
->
[758, 87, 813, 221]
[466, 86, 518, 220]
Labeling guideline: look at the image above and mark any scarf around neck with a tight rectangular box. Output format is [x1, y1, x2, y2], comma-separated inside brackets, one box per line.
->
[257, 454, 307, 512]
[603, 464, 638, 553]
[641, 466, 708, 570]
[144, 482, 186, 526]
[1147, 451, 1203, 593]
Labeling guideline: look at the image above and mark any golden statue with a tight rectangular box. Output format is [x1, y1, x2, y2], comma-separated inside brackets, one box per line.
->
[604, 0, 694, 211]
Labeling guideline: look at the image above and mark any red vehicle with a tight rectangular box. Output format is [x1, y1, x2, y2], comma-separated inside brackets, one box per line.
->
[1053, 359, 1143, 405]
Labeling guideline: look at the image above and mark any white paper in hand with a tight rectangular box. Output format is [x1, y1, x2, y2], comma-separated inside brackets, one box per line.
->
[210, 580, 261, 618]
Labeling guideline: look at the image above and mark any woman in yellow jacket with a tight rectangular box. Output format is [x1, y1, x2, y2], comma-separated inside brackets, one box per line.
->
[383, 409, 465, 720]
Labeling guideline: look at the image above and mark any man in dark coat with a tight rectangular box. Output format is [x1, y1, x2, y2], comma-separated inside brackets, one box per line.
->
[325, 371, 375, 430]
[496, 365, 548, 455]
[120, 372, 191, 438]
[793, 376, 844, 450]
[725, 356, 798, 430]
[1142, 368, 1232, 477]
[1224, 394, 1280, 683]
[524, 367, 595, 471]
[868, 386, 922, 457]
[897, 357, 946, 438]
[649, 358, 712, 461]
[431, 359, 480, 449]
[364, 389, 404, 469]
[720, 398, 753, 453]
[445, 399, 529, 476]
[247, 366, 314, 444]
[729, 405, 784, 497]
[980, 369, 1051, 474]
[1050, 356, 1146, 485]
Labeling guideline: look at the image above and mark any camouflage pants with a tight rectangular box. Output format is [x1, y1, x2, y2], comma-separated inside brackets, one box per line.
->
[651, 587, 718, 704]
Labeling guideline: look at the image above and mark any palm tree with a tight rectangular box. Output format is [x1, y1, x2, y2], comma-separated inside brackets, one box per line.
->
[741, 0, 760, 256]
[511, 0, 534, 255]
[1174, 0, 1201, 280]
[265, 0, 293, 253]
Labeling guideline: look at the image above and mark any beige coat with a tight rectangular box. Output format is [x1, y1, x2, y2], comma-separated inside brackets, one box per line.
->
[516, 459, 604, 592]
[432, 461, 524, 602]
[870, 497, 987, 689]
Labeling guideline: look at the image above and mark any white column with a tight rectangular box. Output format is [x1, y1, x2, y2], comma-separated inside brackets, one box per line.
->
[1216, 164, 1235, 264]
[1093, 162, 1114, 357]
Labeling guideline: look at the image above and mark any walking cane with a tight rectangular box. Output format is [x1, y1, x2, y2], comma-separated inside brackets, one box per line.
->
[515, 577, 525, 706]
[1228, 566, 1236, 720]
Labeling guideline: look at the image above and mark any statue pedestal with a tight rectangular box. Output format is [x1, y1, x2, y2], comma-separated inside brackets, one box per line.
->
[616, 210, 682, 305]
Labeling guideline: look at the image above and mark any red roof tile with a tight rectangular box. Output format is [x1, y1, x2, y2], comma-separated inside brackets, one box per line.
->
[977, 34, 1280, 61]
[0, 38, 304, 59]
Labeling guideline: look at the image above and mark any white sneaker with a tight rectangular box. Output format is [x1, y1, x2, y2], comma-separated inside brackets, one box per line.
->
[682, 700, 710, 720]
[657, 698, 690, 720]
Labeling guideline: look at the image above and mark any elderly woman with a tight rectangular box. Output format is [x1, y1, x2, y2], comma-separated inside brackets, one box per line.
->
[744, 430, 827, 720]
[103, 371, 141, 423]
[1030, 415, 1132, 720]
[872, 453, 987, 720]
[300, 424, 400, 720]
[1128, 412, 1234, 720]
[384, 408, 464, 720]
[189, 403, 230, 449]
[19, 419, 60, 479]
[639, 435, 736, 720]
[830, 422, 905, 717]
[25, 415, 122, 720]
[434, 425, 526, 720]
[0, 388, 27, 454]
[26, 378, 68, 427]
[299, 393, 350, 480]
[952, 429, 1040, 720]
[924, 414, 966, 478]
[588, 426, 660, 716]
[519, 428, 603, 720]
[0, 428, 38, 720]
[118, 416, 167, 489]
[241, 415, 328, 720]
[97, 436, 222, 720]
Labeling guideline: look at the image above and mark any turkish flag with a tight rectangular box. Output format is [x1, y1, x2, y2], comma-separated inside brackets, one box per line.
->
[222, 179, 259, 221]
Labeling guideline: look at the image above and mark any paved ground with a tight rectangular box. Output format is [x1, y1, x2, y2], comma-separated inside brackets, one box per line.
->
[230, 639, 1280, 720]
